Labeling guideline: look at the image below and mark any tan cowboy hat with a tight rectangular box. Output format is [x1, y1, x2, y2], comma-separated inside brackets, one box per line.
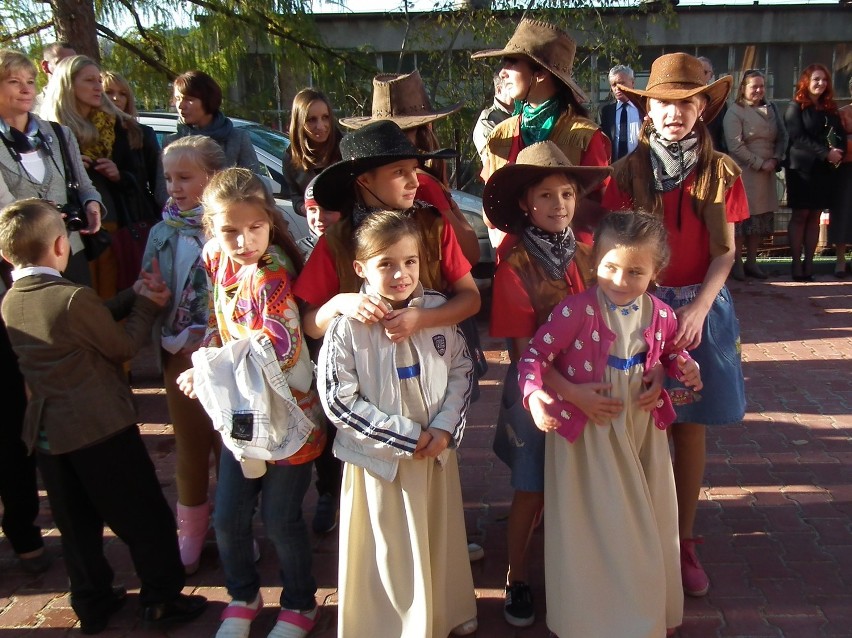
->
[470, 18, 588, 105]
[618, 52, 733, 124]
[483, 141, 611, 234]
[339, 70, 463, 130]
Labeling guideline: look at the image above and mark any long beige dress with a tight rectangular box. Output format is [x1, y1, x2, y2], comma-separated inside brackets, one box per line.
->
[544, 290, 682, 638]
[723, 101, 786, 216]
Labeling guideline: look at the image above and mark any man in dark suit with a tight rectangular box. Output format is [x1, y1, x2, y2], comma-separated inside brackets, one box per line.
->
[598, 65, 641, 163]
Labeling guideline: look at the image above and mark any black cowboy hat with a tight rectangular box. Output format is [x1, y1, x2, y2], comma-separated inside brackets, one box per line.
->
[312, 120, 455, 211]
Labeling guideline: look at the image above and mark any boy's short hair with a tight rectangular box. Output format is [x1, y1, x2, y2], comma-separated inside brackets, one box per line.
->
[0, 199, 65, 267]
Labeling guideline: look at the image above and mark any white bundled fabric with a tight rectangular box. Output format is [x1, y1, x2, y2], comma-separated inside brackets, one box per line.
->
[191, 333, 316, 463]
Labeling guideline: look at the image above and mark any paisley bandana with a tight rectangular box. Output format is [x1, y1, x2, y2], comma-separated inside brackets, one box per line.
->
[522, 224, 577, 280]
[648, 130, 699, 193]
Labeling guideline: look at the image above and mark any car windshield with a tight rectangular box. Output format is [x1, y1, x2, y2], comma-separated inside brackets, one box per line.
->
[240, 124, 289, 156]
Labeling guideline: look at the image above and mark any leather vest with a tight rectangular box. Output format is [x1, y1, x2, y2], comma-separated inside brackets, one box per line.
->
[325, 202, 446, 294]
[505, 241, 594, 327]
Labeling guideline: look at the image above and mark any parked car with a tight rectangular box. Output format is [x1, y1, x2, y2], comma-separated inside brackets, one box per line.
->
[139, 111, 493, 288]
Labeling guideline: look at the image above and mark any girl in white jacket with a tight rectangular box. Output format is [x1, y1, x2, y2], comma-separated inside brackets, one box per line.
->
[318, 210, 478, 638]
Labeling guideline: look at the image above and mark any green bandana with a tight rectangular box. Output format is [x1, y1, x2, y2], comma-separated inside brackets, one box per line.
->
[516, 97, 561, 146]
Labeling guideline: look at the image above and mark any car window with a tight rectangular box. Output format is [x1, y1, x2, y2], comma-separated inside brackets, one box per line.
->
[241, 125, 290, 157]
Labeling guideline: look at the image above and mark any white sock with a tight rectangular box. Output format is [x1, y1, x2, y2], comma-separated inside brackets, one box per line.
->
[266, 606, 318, 638]
[215, 593, 263, 638]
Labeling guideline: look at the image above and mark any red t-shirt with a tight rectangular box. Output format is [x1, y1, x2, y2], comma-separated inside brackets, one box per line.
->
[293, 219, 471, 308]
[415, 172, 451, 212]
[602, 173, 749, 287]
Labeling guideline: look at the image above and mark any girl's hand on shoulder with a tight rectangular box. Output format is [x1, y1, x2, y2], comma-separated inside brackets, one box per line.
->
[93, 158, 120, 182]
[382, 307, 421, 343]
[529, 390, 560, 432]
[676, 355, 703, 391]
[415, 428, 451, 459]
[637, 364, 664, 412]
[340, 293, 390, 325]
[673, 302, 708, 351]
[176, 368, 197, 399]
[573, 382, 622, 424]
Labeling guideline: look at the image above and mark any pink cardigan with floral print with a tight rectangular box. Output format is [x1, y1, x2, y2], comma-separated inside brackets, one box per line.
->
[518, 286, 693, 443]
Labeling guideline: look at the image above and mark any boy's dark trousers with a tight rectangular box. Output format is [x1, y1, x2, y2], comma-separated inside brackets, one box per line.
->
[0, 321, 42, 555]
[36, 425, 185, 624]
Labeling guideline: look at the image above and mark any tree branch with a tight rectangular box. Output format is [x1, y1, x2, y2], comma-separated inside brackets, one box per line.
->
[112, 0, 166, 59]
[95, 23, 178, 80]
[0, 20, 52, 44]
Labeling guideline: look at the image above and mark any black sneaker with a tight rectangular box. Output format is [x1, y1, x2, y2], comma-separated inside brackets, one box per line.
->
[312, 492, 338, 534]
[504, 581, 535, 627]
[139, 593, 207, 629]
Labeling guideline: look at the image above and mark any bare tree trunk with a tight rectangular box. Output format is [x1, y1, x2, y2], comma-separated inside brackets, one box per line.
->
[50, 0, 100, 61]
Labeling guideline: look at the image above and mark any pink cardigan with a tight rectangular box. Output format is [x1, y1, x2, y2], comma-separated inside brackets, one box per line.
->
[518, 286, 692, 442]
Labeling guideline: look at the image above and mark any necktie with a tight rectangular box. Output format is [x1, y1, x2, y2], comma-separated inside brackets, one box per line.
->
[617, 103, 628, 161]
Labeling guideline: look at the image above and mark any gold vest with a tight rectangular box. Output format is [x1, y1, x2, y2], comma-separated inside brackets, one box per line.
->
[485, 109, 600, 177]
[325, 203, 446, 294]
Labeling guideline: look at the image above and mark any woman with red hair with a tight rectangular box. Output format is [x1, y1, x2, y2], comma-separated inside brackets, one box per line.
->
[783, 64, 844, 281]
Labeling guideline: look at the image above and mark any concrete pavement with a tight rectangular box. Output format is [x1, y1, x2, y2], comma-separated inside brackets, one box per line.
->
[1, 273, 851, 637]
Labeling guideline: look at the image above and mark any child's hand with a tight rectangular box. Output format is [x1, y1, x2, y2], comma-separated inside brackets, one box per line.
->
[413, 429, 432, 458]
[382, 307, 421, 343]
[676, 355, 703, 391]
[637, 363, 664, 412]
[529, 390, 560, 433]
[341, 293, 390, 325]
[414, 428, 451, 459]
[136, 258, 167, 294]
[673, 302, 709, 351]
[139, 283, 171, 307]
[572, 382, 622, 424]
[176, 368, 197, 399]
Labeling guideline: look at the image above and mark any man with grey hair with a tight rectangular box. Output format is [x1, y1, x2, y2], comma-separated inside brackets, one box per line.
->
[697, 56, 729, 152]
[472, 70, 513, 166]
[599, 64, 641, 161]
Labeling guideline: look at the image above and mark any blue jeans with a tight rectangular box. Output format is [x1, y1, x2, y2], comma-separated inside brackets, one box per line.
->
[214, 451, 316, 610]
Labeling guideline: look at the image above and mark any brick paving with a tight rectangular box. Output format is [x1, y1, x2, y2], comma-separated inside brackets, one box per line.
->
[1, 274, 851, 637]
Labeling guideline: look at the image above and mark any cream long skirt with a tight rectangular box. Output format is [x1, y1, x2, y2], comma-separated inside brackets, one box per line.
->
[337, 451, 477, 638]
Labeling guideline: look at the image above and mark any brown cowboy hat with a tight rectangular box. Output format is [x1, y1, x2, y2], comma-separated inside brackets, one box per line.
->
[339, 70, 463, 130]
[483, 141, 611, 234]
[470, 18, 587, 105]
[618, 52, 733, 124]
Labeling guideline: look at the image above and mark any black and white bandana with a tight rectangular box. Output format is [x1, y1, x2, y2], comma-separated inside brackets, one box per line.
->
[649, 130, 699, 193]
[522, 225, 577, 281]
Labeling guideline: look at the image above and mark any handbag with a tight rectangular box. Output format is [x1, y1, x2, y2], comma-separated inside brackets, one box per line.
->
[49, 121, 112, 260]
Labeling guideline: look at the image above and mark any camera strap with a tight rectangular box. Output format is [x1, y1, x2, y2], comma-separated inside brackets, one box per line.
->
[49, 121, 79, 191]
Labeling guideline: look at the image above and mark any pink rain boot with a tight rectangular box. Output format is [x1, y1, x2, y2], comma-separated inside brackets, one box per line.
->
[177, 501, 210, 575]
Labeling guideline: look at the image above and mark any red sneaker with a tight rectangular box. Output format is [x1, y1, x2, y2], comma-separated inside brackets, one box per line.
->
[680, 538, 709, 597]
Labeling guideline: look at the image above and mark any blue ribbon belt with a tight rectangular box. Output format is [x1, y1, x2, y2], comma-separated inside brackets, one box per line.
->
[397, 363, 421, 380]
[607, 352, 647, 371]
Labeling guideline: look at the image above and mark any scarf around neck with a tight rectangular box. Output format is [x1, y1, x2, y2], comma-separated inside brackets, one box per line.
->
[516, 97, 561, 147]
[522, 224, 577, 281]
[177, 111, 233, 146]
[79, 110, 115, 160]
[0, 115, 45, 154]
[649, 130, 699, 192]
[163, 199, 205, 236]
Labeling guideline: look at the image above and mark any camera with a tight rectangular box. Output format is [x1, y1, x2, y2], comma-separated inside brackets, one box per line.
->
[60, 201, 87, 232]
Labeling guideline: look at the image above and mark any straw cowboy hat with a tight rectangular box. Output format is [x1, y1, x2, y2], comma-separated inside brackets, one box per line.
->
[471, 18, 588, 105]
[618, 52, 733, 125]
[483, 141, 611, 234]
[312, 120, 455, 211]
[339, 70, 463, 130]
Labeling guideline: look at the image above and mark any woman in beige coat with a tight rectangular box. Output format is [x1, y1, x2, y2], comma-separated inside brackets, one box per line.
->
[723, 70, 788, 279]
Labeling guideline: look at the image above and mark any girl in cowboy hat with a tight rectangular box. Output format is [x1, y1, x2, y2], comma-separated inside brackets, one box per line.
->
[471, 17, 611, 248]
[292, 119, 480, 345]
[518, 210, 701, 638]
[340, 70, 480, 265]
[483, 140, 611, 628]
[602, 52, 750, 602]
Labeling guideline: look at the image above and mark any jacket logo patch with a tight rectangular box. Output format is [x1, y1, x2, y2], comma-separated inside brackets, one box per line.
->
[432, 334, 447, 356]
